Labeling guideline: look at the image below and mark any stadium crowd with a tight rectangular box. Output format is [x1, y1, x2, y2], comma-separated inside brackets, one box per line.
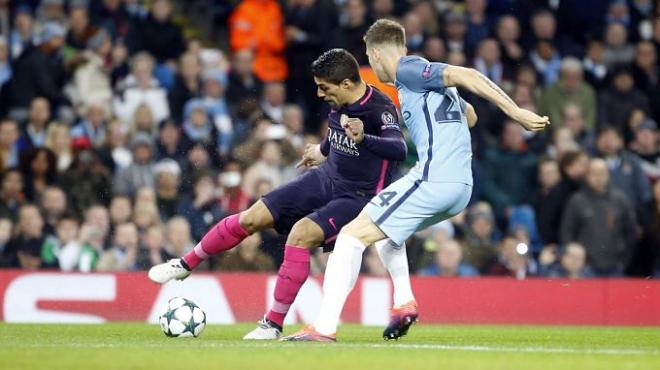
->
[0, 0, 658, 279]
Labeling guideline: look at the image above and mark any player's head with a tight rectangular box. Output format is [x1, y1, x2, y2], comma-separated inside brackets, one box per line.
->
[363, 19, 406, 83]
[311, 48, 362, 107]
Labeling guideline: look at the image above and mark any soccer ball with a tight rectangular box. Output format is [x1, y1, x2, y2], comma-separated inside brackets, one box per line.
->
[159, 297, 207, 338]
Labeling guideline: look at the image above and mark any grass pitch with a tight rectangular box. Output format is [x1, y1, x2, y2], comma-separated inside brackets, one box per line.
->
[1, 323, 658, 370]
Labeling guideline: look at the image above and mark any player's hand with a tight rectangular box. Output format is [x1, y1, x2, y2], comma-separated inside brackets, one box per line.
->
[511, 108, 550, 132]
[296, 144, 326, 168]
[342, 115, 365, 144]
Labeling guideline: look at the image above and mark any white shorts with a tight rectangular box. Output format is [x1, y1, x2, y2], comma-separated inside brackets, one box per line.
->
[364, 174, 472, 246]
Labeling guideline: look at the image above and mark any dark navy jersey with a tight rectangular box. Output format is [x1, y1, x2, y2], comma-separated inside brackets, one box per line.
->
[319, 85, 405, 196]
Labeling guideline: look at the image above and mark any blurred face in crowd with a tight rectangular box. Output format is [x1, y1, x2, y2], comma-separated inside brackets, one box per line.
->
[190, 107, 208, 128]
[1, 170, 23, 199]
[586, 40, 604, 62]
[167, 218, 191, 254]
[18, 205, 44, 238]
[560, 68, 583, 92]
[136, 187, 156, 205]
[180, 53, 201, 81]
[15, 11, 33, 35]
[260, 141, 282, 166]
[532, 12, 556, 40]
[144, 226, 165, 252]
[204, 78, 225, 99]
[69, 7, 89, 34]
[346, 0, 366, 26]
[133, 143, 153, 163]
[103, 0, 120, 11]
[31, 150, 52, 177]
[470, 216, 492, 241]
[160, 122, 180, 148]
[115, 223, 139, 249]
[499, 237, 528, 272]
[501, 121, 525, 151]
[0, 40, 6, 62]
[477, 39, 500, 65]
[0, 120, 19, 148]
[634, 127, 657, 153]
[156, 172, 179, 194]
[232, 49, 255, 78]
[562, 105, 584, 135]
[564, 152, 589, 180]
[282, 105, 304, 134]
[561, 243, 586, 278]
[446, 16, 467, 40]
[553, 127, 578, 157]
[133, 205, 159, 229]
[403, 12, 423, 37]
[465, 0, 486, 14]
[194, 175, 215, 198]
[57, 218, 79, 244]
[86, 104, 106, 127]
[47, 124, 71, 153]
[423, 36, 445, 62]
[515, 66, 537, 87]
[635, 41, 657, 70]
[110, 196, 132, 225]
[613, 72, 634, 92]
[496, 15, 519, 43]
[605, 23, 628, 47]
[106, 119, 128, 148]
[254, 179, 273, 198]
[152, 0, 172, 22]
[538, 160, 561, 191]
[29, 98, 51, 128]
[134, 104, 155, 132]
[0, 218, 12, 245]
[42, 187, 66, 218]
[436, 240, 463, 276]
[372, 0, 393, 17]
[85, 206, 110, 235]
[132, 55, 155, 88]
[597, 129, 623, 156]
[586, 159, 610, 194]
[263, 82, 286, 107]
[188, 145, 209, 169]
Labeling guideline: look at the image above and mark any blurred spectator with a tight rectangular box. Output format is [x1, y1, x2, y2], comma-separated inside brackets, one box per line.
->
[0, 217, 12, 256]
[535, 157, 561, 207]
[90, 0, 135, 40]
[0, 119, 21, 169]
[562, 104, 594, 150]
[582, 40, 609, 90]
[8, 6, 35, 60]
[101, 119, 132, 171]
[631, 41, 658, 96]
[229, 0, 287, 82]
[402, 11, 424, 53]
[133, 197, 161, 235]
[596, 127, 651, 216]
[637, 181, 660, 276]
[218, 161, 250, 214]
[464, 0, 491, 55]
[0, 168, 24, 220]
[422, 36, 445, 63]
[488, 236, 530, 279]
[461, 203, 499, 273]
[0, 38, 10, 87]
[154, 159, 181, 219]
[45, 123, 72, 172]
[536, 150, 589, 245]
[69, 29, 113, 110]
[37, 0, 66, 27]
[113, 52, 170, 125]
[97, 222, 139, 271]
[45, 211, 80, 271]
[59, 149, 112, 215]
[371, 0, 394, 20]
[539, 57, 596, 130]
[629, 119, 660, 183]
[169, 52, 202, 122]
[201, 69, 232, 155]
[139, 224, 167, 268]
[495, 15, 523, 72]
[109, 195, 133, 227]
[547, 126, 579, 159]
[332, 0, 370, 66]
[127, 0, 184, 65]
[420, 240, 478, 277]
[65, 2, 94, 50]
[1, 204, 56, 268]
[177, 172, 224, 241]
[21, 97, 51, 149]
[70, 102, 109, 148]
[40, 185, 66, 233]
[19, 148, 57, 201]
[113, 133, 156, 197]
[560, 158, 637, 276]
[164, 216, 193, 259]
[444, 11, 467, 55]
[602, 23, 635, 68]
[529, 40, 562, 86]
[226, 49, 262, 110]
[260, 82, 286, 125]
[474, 38, 509, 86]
[481, 121, 537, 218]
[598, 66, 649, 133]
[243, 140, 284, 198]
[218, 232, 275, 272]
[4, 22, 70, 120]
[538, 242, 593, 279]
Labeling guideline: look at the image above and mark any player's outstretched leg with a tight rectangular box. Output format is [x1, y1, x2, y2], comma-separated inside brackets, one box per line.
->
[374, 239, 418, 340]
[282, 212, 385, 342]
[148, 201, 274, 284]
[244, 218, 323, 340]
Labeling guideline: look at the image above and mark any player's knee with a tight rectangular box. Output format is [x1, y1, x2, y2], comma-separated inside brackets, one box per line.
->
[239, 201, 273, 233]
[288, 219, 324, 248]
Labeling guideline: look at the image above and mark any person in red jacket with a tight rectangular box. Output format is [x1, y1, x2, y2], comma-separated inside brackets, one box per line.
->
[229, 0, 287, 82]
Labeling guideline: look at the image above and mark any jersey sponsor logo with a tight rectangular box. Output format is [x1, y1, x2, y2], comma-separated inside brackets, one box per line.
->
[380, 111, 400, 131]
[327, 127, 360, 156]
[422, 63, 432, 79]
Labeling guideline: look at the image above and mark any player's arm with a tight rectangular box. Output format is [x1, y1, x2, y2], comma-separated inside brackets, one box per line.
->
[443, 65, 548, 131]
[343, 112, 407, 161]
[296, 138, 328, 168]
[464, 100, 477, 128]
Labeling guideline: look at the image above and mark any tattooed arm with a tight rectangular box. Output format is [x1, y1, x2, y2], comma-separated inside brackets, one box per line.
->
[442, 65, 549, 131]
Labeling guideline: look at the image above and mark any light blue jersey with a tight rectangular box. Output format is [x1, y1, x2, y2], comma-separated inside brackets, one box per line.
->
[395, 55, 473, 185]
[364, 55, 473, 246]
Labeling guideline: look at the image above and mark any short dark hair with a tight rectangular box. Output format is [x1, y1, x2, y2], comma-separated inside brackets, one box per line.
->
[311, 48, 361, 85]
[559, 150, 587, 173]
[363, 19, 406, 48]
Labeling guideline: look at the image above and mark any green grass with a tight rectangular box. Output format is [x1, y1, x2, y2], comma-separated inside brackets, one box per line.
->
[1, 323, 659, 370]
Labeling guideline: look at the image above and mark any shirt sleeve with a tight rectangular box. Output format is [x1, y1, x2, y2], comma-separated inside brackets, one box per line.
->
[396, 56, 447, 93]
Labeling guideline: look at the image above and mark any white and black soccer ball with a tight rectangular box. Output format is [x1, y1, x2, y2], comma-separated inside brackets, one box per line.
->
[159, 297, 206, 338]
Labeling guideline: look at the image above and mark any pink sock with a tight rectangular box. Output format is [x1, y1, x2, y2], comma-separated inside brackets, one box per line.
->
[266, 246, 311, 327]
[182, 214, 249, 269]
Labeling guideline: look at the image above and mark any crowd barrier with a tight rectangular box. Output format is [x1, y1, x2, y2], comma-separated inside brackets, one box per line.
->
[1, 270, 658, 325]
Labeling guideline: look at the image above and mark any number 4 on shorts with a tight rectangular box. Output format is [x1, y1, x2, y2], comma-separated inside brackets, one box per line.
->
[378, 191, 397, 207]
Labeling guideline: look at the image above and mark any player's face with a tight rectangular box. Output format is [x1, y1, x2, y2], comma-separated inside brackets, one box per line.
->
[366, 47, 390, 83]
[314, 77, 344, 107]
